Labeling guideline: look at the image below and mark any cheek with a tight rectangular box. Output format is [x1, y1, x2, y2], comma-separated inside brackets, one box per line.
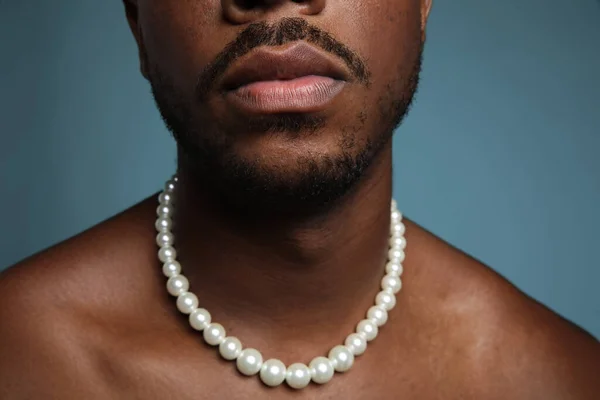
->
[140, 0, 225, 88]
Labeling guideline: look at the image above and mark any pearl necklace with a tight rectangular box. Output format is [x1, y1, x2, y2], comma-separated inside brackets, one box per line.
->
[155, 176, 406, 389]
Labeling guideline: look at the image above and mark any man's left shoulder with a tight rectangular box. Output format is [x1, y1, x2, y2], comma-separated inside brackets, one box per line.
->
[405, 220, 599, 399]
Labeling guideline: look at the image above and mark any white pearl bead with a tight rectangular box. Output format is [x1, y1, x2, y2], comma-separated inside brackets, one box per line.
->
[176, 292, 198, 314]
[166, 275, 189, 296]
[344, 333, 367, 356]
[390, 236, 407, 249]
[385, 261, 404, 276]
[388, 248, 405, 263]
[219, 336, 242, 360]
[391, 199, 397, 211]
[162, 261, 181, 277]
[189, 308, 211, 331]
[260, 359, 287, 387]
[367, 305, 388, 326]
[156, 204, 172, 218]
[309, 356, 334, 384]
[236, 348, 263, 376]
[376, 290, 397, 311]
[391, 210, 402, 222]
[156, 231, 174, 247]
[172, 175, 179, 182]
[158, 246, 177, 263]
[381, 274, 402, 294]
[164, 180, 177, 193]
[328, 345, 354, 372]
[158, 192, 174, 204]
[155, 217, 173, 232]
[203, 323, 226, 346]
[286, 363, 312, 389]
[356, 319, 379, 341]
[392, 222, 406, 236]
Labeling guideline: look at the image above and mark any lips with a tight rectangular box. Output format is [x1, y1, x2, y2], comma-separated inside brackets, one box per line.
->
[220, 42, 350, 114]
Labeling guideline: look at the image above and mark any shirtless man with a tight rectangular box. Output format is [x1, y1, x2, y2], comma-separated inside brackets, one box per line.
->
[1, 0, 598, 398]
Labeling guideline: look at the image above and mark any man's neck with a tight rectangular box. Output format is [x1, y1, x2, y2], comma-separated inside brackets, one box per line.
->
[170, 148, 394, 342]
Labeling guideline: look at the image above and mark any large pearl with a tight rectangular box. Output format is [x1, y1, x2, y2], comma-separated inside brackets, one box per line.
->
[367, 305, 388, 326]
[344, 333, 367, 356]
[286, 363, 312, 389]
[385, 261, 404, 276]
[328, 345, 354, 372]
[236, 348, 263, 376]
[155, 217, 172, 232]
[260, 359, 287, 387]
[219, 336, 242, 360]
[162, 261, 181, 278]
[381, 274, 402, 294]
[176, 292, 198, 314]
[158, 246, 177, 263]
[189, 308, 211, 331]
[156, 231, 174, 247]
[166, 275, 189, 296]
[203, 323, 226, 346]
[376, 290, 397, 311]
[356, 319, 379, 341]
[309, 356, 334, 384]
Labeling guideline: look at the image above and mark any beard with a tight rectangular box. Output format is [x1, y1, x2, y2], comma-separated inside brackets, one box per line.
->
[147, 19, 422, 217]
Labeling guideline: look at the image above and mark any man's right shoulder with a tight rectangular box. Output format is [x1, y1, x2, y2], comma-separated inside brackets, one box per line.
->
[0, 197, 156, 398]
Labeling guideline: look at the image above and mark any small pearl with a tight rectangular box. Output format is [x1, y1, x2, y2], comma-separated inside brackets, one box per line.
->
[156, 205, 172, 218]
[189, 308, 211, 331]
[260, 359, 287, 387]
[391, 210, 402, 222]
[156, 231, 174, 247]
[286, 363, 312, 389]
[155, 217, 172, 232]
[391, 199, 397, 211]
[236, 348, 263, 376]
[385, 261, 404, 276]
[356, 319, 379, 341]
[203, 323, 226, 346]
[367, 305, 388, 326]
[344, 333, 367, 356]
[172, 175, 179, 182]
[309, 356, 334, 384]
[392, 222, 406, 236]
[389, 236, 407, 250]
[176, 292, 198, 314]
[158, 192, 174, 204]
[328, 345, 354, 372]
[219, 336, 242, 360]
[158, 246, 177, 263]
[388, 248, 405, 263]
[166, 275, 189, 296]
[381, 274, 402, 294]
[162, 261, 181, 277]
[164, 180, 176, 193]
[376, 290, 397, 311]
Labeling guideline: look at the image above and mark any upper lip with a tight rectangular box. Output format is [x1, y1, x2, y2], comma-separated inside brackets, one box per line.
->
[220, 42, 351, 91]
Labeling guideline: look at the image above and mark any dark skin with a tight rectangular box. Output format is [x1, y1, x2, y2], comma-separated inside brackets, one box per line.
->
[1, 0, 599, 398]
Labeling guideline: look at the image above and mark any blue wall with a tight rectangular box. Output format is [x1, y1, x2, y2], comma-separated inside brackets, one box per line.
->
[1, 1, 599, 336]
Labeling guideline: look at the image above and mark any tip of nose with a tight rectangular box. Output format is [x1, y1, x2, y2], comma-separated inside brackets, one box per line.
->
[222, 0, 326, 25]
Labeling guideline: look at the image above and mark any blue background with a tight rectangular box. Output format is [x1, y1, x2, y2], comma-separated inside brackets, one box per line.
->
[1, 1, 599, 337]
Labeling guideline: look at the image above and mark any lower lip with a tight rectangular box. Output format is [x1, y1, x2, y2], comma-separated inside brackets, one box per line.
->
[226, 76, 345, 114]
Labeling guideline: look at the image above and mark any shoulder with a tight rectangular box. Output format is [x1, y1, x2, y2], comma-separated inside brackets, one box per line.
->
[0, 196, 157, 397]
[404, 219, 600, 399]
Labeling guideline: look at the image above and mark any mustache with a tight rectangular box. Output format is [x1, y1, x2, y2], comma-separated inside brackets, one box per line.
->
[196, 17, 371, 100]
